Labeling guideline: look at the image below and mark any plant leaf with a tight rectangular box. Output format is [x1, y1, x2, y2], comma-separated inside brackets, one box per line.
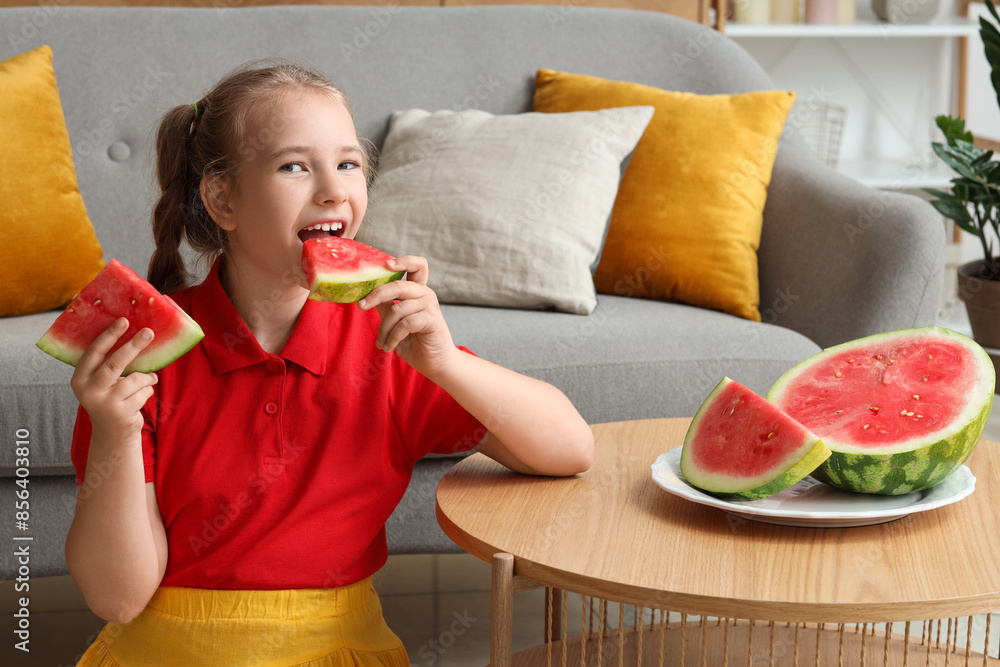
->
[982, 3, 1000, 111]
[935, 115, 974, 146]
[987, 0, 1000, 29]
[929, 201, 979, 235]
[972, 149, 996, 166]
[932, 143, 982, 180]
[955, 139, 987, 162]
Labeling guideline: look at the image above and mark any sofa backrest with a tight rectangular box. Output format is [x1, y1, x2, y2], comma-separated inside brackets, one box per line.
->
[1, 5, 778, 278]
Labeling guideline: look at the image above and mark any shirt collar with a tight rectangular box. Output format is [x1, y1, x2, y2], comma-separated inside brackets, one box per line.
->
[191, 258, 329, 376]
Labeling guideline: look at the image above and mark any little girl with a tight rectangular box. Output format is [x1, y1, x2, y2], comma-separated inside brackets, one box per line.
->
[65, 61, 593, 666]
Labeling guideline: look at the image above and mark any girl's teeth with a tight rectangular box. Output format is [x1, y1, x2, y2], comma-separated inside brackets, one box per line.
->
[303, 222, 343, 232]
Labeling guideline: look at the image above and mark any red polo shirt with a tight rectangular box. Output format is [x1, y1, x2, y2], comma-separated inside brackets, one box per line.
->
[71, 261, 486, 589]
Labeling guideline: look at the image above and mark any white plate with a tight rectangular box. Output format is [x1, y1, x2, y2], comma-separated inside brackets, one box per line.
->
[650, 449, 976, 527]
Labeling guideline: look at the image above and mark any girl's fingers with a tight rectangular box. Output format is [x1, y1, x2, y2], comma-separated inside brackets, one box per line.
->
[109, 371, 159, 400]
[375, 298, 427, 349]
[382, 312, 432, 352]
[360, 277, 429, 311]
[75, 318, 130, 377]
[96, 328, 155, 381]
[388, 255, 427, 286]
[121, 383, 157, 415]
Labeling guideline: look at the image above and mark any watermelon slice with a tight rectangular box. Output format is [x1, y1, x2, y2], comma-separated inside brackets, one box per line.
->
[680, 377, 831, 501]
[36, 259, 204, 375]
[768, 327, 994, 495]
[302, 237, 404, 303]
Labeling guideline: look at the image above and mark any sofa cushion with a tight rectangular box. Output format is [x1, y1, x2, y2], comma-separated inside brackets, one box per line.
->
[0, 309, 76, 474]
[532, 69, 795, 323]
[361, 106, 653, 315]
[0, 46, 105, 317]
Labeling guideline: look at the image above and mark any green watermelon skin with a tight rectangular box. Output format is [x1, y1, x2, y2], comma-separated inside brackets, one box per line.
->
[768, 326, 994, 495]
[808, 397, 991, 495]
[308, 275, 404, 304]
[303, 238, 404, 304]
[36, 259, 204, 375]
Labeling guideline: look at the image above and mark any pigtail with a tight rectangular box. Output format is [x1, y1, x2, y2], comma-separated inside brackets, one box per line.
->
[148, 104, 198, 295]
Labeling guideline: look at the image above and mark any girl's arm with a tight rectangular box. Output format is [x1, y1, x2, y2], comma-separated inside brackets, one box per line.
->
[64, 320, 167, 624]
[430, 353, 594, 476]
[361, 257, 594, 476]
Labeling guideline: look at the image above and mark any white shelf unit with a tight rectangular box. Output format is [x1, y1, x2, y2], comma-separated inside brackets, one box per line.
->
[726, 16, 980, 38]
[726, 14, 979, 189]
[837, 157, 958, 189]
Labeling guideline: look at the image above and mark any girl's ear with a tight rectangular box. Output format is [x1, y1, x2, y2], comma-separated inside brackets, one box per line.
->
[201, 175, 237, 231]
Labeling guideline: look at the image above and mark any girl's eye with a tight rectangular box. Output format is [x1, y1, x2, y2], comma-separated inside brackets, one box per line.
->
[339, 161, 361, 171]
[279, 162, 304, 173]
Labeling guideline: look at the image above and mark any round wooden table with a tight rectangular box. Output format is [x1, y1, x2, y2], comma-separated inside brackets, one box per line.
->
[435, 418, 1000, 666]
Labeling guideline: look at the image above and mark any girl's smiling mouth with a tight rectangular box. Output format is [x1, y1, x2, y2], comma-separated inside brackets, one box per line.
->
[297, 220, 346, 243]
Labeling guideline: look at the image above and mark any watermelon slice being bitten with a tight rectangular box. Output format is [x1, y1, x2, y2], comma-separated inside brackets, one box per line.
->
[36, 259, 204, 375]
[302, 237, 404, 303]
[680, 377, 831, 501]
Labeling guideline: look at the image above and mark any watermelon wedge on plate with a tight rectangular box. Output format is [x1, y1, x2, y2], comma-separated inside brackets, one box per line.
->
[768, 327, 994, 495]
[680, 377, 831, 501]
[302, 237, 404, 303]
[36, 259, 204, 375]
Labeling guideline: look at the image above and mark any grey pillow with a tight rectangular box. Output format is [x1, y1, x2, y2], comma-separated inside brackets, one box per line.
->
[359, 106, 654, 315]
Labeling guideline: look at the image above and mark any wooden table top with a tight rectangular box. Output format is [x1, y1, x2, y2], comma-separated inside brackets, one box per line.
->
[435, 418, 1000, 623]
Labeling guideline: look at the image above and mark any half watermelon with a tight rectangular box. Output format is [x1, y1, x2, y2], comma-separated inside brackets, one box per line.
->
[680, 377, 831, 501]
[36, 259, 204, 375]
[302, 237, 404, 303]
[768, 327, 994, 495]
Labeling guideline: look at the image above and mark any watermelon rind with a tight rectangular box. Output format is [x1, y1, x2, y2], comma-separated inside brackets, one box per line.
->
[680, 377, 831, 501]
[308, 269, 405, 304]
[767, 326, 994, 495]
[35, 259, 204, 376]
[37, 323, 204, 375]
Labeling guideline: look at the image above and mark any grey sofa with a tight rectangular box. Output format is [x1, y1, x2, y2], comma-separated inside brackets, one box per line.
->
[0, 5, 944, 580]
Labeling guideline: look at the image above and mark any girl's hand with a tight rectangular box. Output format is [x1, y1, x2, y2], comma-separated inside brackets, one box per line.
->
[358, 256, 459, 379]
[69, 318, 159, 446]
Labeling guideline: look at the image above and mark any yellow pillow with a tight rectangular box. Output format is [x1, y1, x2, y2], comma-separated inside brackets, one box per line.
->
[0, 46, 104, 317]
[533, 69, 795, 322]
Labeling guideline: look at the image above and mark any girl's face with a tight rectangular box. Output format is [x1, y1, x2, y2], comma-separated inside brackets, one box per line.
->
[218, 88, 368, 290]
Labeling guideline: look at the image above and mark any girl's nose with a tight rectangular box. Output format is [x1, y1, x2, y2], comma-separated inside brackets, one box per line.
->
[316, 171, 349, 205]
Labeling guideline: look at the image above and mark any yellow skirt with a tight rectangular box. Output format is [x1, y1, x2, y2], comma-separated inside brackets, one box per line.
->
[76, 577, 410, 666]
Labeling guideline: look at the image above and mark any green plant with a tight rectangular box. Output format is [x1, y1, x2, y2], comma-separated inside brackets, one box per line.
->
[924, 0, 1000, 281]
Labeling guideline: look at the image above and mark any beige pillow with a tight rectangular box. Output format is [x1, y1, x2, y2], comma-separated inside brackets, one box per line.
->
[359, 106, 654, 315]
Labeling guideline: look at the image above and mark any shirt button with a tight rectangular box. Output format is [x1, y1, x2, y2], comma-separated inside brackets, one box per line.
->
[264, 402, 278, 415]
[266, 362, 278, 372]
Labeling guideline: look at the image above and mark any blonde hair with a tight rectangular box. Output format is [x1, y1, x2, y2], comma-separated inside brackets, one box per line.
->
[147, 60, 374, 294]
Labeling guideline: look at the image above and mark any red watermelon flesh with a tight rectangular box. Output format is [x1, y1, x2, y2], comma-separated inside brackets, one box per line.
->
[302, 237, 404, 303]
[771, 334, 976, 449]
[768, 327, 994, 495]
[680, 377, 830, 501]
[36, 259, 204, 375]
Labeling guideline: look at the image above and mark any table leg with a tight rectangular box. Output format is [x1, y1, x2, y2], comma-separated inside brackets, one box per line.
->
[544, 587, 565, 644]
[491, 553, 514, 667]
